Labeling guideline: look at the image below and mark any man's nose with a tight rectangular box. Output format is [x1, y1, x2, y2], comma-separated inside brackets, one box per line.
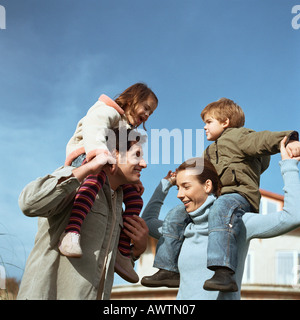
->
[139, 158, 147, 168]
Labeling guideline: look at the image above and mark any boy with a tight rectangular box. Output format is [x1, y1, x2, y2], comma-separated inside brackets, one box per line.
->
[141, 98, 300, 292]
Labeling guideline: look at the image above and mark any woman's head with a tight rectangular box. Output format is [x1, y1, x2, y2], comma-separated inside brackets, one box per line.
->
[115, 83, 158, 130]
[176, 158, 221, 212]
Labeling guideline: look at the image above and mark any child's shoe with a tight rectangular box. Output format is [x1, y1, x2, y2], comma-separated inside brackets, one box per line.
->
[114, 251, 139, 283]
[58, 232, 83, 258]
[203, 267, 238, 292]
[141, 269, 180, 288]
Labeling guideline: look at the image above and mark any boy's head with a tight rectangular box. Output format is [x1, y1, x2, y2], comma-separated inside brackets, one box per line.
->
[201, 98, 245, 141]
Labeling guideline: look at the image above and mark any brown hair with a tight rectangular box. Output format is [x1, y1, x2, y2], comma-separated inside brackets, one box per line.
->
[114, 83, 158, 130]
[177, 157, 222, 197]
[201, 98, 245, 128]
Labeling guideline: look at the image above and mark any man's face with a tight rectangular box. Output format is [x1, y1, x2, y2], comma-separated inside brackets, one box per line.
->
[116, 143, 147, 184]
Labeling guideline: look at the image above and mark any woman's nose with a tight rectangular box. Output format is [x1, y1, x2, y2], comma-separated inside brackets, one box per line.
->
[177, 189, 184, 200]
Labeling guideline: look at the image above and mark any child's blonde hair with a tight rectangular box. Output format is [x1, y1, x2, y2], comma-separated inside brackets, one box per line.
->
[201, 98, 245, 128]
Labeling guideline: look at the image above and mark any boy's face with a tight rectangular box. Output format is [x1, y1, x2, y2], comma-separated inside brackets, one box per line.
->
[203, 115, 229, 141]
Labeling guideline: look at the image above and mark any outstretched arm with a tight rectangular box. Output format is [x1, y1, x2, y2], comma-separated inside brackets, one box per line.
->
[243, 137, 300, 240]
[141, 173, 175, 239]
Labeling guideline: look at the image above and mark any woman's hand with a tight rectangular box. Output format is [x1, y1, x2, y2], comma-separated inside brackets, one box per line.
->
[123, 215, 149, 258]
[280, 136, 300, 161]
[286, 140, 300, 161]
[164, 170, 177, 185]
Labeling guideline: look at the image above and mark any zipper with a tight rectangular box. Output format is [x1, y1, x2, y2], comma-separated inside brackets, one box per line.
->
[215, 140, 219, 164]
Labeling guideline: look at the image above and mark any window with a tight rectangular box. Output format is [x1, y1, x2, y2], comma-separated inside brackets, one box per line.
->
[259, 198, 281, 215]
[276, 251, 300, 285]
[242, 252, 254, 284]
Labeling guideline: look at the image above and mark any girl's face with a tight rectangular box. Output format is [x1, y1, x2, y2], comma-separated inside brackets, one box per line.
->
[176, 170, 212, 213]
[126, 95, 157, 127]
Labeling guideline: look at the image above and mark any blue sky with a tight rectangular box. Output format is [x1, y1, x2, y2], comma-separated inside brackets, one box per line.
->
[0, 0, 299, 283]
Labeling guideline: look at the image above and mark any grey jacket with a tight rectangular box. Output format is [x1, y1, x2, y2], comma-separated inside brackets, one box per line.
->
[17, 166, 123, 300]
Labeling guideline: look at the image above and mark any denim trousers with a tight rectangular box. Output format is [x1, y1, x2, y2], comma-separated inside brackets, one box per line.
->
[207, 193, 251, 272]
[71, 153, 86, 167]
[153, 207, 191, 272]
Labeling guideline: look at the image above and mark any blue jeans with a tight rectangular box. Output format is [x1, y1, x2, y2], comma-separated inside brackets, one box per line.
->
[207, 193, 251, 272]
[71, 153, 86, 167]
[153, 207, 191, 272]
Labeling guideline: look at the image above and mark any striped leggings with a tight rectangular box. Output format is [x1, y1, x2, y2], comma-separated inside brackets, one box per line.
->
[65, 159, 143, 257]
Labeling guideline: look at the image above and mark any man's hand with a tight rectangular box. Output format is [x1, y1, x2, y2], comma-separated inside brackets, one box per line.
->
[123, 215, 149, 258]
[72, 152, 117, 183]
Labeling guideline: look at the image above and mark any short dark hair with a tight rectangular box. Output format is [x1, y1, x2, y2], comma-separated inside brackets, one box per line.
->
[107, 128, 146, 153]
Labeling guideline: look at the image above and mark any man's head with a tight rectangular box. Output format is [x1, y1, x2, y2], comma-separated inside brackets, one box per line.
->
[105, 128, 147, 188]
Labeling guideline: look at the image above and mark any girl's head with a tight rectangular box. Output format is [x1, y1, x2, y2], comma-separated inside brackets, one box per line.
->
[201, 98, 245, 129]
[176, 158, 221, 212]
[115, 83, 158, 130]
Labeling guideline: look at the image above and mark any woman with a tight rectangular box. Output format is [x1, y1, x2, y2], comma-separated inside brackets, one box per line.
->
[142, 138, 300, 299]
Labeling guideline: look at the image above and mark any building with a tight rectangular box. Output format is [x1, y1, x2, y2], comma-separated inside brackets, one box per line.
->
[111, 189, 300, 300]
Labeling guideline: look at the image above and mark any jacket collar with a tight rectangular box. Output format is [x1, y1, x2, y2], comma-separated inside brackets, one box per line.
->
[98, 94, 125, 115]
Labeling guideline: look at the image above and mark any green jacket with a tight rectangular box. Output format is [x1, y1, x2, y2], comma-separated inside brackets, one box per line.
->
[205, 128, 298, 212]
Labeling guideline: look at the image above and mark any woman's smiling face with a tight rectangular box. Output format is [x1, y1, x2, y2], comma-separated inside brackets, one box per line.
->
[176, 169, 212, 213]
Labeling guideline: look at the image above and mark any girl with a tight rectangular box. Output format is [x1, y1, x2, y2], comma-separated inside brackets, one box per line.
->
[59, 83, 158, 283]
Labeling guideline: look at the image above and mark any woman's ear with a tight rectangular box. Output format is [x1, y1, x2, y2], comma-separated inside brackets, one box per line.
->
[205, 179, 213, 194]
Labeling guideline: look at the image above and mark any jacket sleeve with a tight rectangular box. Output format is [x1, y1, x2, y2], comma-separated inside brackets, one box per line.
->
[243, 159, 300, 240]
[82, 103, 122, 161]
[239, 130, 298, 157]
[18, 166, 80, 218]
[141, 179, 173, 239]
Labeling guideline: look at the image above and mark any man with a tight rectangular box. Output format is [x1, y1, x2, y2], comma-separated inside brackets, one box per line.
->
[17, 129, 148, 300]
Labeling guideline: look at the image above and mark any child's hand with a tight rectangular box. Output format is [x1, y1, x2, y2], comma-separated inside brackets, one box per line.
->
[131, 180, 145, 196]
[164, 170, 177, 185]
[286, 140, 300, 161]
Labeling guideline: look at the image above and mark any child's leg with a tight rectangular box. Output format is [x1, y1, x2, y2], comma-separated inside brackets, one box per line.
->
[141, 207, 191, 288]
[154, 207, 191, 272]
[114, 184, 143, 283]
[206, 193, 251, 271]
[59, 154, 106, 257]
[118, 184, 144, 256]
[64, 171, 107, 234]
[204, 193, 251, 291]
